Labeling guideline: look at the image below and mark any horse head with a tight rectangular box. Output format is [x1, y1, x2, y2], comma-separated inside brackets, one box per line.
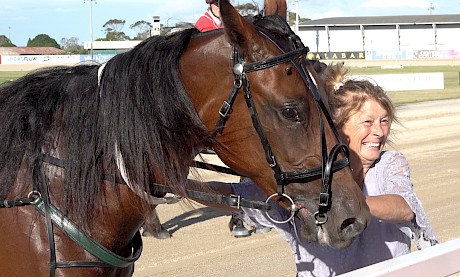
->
[181, 0, 371, 249]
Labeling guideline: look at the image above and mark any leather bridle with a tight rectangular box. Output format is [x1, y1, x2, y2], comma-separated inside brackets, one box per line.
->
[212, 26, 350, 225]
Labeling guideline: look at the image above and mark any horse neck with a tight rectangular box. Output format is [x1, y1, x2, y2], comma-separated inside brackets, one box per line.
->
[89, 183, 146, 248]
[180, 34, 234, 128]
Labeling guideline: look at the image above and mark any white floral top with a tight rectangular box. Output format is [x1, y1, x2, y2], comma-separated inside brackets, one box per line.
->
[232, 150, 438, 277]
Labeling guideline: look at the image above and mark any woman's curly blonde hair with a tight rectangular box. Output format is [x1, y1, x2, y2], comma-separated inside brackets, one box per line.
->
[323, 62, 398, 129]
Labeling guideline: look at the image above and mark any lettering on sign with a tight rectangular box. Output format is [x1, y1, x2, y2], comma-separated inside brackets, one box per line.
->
[307, 52, 365, 60]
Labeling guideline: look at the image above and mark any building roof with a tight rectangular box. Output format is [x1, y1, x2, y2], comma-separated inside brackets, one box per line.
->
[83, 40, 142, 50]
[0, 47, 65, 55]
[300, 14, 460, 27]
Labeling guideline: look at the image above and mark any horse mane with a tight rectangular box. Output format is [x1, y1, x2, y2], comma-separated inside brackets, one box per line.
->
[98, 27, 211, 200]
[0, 27, 211, 225]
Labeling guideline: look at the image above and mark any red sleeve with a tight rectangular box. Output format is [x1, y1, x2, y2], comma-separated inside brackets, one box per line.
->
[195, 14, 215, 32]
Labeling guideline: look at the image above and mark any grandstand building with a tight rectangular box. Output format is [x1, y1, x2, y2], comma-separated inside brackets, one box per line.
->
[298, 14, 460, 60]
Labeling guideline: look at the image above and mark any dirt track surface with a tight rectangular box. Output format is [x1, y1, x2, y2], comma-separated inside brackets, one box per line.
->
[133, 99, 460, 276]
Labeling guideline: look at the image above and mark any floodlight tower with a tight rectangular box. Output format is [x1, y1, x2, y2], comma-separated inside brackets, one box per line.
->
[84, 0, 97, 62]
[428, 2, 435, 15]
[287, 0, 300, 34]
[295, 0, 299, 34]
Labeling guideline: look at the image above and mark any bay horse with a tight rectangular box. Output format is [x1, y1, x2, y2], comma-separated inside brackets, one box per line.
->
[0, 0, 370, 275]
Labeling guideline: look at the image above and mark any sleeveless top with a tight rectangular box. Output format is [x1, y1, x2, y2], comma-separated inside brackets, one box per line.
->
[232, 150, 438, 277]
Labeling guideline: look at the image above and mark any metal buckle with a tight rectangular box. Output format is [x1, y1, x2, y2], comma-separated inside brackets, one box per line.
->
[219, 101, 231, 117]
[319, 192, 329, 207]
[228, 194, 241, 209]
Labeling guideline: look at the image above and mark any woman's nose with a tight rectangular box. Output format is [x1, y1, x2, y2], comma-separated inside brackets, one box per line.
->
[372, 123, 384, 136]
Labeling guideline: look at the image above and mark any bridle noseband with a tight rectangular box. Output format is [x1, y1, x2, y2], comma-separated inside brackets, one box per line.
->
[213, 27, 350, 225]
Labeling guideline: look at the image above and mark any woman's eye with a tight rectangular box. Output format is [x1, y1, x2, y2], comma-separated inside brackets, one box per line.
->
[363, 120, 372, 125]
[282, 108, 299, 120]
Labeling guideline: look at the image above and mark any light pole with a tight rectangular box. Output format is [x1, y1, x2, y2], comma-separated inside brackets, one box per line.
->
[295, 0, 299, 34]
[287, 0, 300, 34]
[8, 26, 11, 42]
[84, 0, 97, 62]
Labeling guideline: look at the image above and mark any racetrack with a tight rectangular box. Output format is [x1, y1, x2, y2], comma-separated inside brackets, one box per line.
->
[133, 98, 460, 276]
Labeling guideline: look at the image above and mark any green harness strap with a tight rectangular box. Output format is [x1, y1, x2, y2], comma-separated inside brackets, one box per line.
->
[34, 197, 143, 268]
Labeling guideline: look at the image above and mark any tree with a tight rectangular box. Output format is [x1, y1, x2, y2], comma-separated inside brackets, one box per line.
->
[234, 2, 260, 16]
[130, 20, 152, 40]
[103, 19, 130, 41]
[27, 34, 60, 48]
[288, 11, 310, 27]
[60, 37, 85, 54]
[0, 35, 16, 47]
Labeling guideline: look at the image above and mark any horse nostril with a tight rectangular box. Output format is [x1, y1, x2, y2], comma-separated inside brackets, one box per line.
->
[340, 217, 356, 231]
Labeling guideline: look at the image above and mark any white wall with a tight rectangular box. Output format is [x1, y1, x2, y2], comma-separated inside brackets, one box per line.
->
[436, 25, 460, 50]
[329, 28, 363, 52]
[363, 27, 399, 51]
[299, 24, 460, 53]
[400, 26, 435, 50]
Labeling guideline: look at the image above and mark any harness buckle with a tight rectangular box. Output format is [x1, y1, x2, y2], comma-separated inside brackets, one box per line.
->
[228, 194, 241, 209]
[219, 101, 232, 117]
[319, 192, 329, 207]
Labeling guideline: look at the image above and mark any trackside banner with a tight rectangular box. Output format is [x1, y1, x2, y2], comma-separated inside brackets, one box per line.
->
[0, 54, 116, 65]
[307, 52, 365, 60]
[1, 55, 81, 64]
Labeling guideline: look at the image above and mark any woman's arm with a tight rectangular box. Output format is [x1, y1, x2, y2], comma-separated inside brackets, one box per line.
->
[366, 151, 416, 223]
[366, 194, 414, 223]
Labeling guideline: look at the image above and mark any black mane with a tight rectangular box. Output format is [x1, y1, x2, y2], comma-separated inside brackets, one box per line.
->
[0, 15, 299, 226]
[0, 28, 210, 225]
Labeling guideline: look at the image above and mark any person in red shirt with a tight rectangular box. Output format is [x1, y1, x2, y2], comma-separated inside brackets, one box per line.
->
[195, 0, 223, 32]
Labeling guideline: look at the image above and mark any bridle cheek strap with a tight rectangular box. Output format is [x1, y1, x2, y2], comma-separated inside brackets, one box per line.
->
[213, 42, 350, 225]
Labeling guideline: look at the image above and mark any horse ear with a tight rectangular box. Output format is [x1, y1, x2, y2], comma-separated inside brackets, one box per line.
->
[219, 0, 263, 60]
[264, 0, 287, 19]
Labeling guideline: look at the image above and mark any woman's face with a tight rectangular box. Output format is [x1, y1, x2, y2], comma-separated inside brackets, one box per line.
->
[341, 99, 391, 168]
[211, 3, 221, 18]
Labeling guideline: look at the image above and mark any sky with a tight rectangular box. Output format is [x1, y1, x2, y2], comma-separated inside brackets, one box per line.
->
[1, 0, 458, 47]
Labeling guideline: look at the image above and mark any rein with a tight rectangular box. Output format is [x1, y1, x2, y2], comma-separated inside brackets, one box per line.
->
[212, 28, 350, 225]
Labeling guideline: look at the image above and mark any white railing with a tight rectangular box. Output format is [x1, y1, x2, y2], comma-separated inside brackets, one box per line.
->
[340, 238, 460, 277]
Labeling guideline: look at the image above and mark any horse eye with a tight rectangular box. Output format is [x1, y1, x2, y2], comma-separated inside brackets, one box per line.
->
[282, 107, 299, 120]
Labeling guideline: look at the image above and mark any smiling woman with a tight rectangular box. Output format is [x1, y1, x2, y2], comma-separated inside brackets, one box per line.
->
[208, 62, 440, 276]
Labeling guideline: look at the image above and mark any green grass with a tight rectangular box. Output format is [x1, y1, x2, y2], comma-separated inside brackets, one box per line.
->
[0, 71, 28, 84]
[2, 66, 460, 105]
[350, 66, 460, 105]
